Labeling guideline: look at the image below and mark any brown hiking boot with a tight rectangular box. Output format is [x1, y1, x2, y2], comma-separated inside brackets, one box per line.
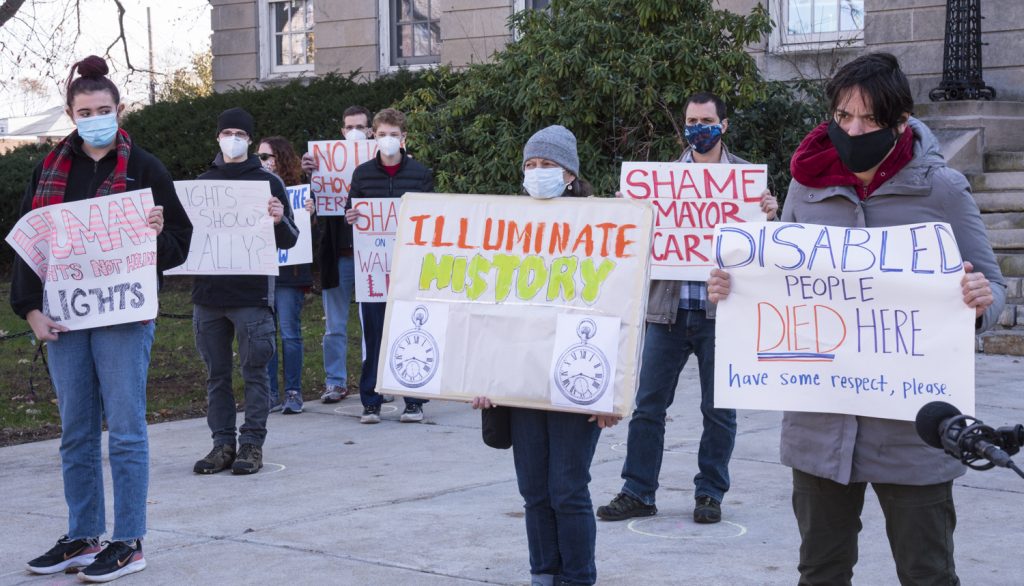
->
[193, 444, 235, 474]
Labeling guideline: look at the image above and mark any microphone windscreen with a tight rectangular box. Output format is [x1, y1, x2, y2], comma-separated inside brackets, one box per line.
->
[915, 401, 962, 448]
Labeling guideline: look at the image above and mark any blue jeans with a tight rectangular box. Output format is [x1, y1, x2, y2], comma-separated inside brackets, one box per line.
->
[621, 309, 736, 504]
[359, 301, 425, 408]
[194, 304, 276, 447]
[268, 285, 305, 399]
[510, 408, 602, 585]
[322, 256, 355, 388]
[47, 321, 155, 542]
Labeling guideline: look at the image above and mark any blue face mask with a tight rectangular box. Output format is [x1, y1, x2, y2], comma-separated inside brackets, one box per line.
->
[76, 113, 119, 148]
[684, 123, 724, 155]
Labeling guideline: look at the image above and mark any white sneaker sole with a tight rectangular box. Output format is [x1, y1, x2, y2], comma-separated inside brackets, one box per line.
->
[77, 558, 146, 583]
[360, 415, 380, 424]
[26, 554, 96, 575]
[400, 414, 424, 423]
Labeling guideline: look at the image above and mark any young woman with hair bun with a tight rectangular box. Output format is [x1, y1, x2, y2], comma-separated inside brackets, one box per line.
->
[11, 55, 192, 582]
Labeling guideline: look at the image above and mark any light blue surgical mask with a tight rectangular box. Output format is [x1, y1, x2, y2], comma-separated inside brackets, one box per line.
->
[523, 167, 567, 199]
[76, 113, 119, 148]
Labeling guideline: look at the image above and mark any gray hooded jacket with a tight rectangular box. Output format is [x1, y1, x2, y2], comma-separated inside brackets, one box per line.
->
[778, 117, 1006, 485]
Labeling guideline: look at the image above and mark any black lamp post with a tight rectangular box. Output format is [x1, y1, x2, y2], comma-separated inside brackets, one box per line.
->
[929, 0, 996, 101]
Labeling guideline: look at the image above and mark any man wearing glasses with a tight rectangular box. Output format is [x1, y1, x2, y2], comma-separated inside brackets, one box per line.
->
[192, 107, 299, 476]
[301, 106, 381, 405]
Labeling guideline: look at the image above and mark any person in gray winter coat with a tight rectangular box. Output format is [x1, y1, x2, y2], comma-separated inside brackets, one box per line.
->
[708, 53, 1004, 585]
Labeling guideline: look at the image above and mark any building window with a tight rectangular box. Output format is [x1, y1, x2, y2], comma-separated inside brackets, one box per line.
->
[771, 0, 864, 52]
[259, 0, 315, 79]
[379, 0, 442, 71]
[514, 0, 551, 11]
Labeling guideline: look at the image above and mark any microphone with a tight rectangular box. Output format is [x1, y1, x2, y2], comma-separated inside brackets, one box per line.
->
[915, 401, 1020, 474]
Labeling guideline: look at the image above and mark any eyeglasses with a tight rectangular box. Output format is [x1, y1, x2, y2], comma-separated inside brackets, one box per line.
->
[257, 153, 275, 161]
[219, 130, 249, 139]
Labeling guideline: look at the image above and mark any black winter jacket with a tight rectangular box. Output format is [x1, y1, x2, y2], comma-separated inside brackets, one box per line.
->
[9, 134, 193, 319]
[319, 150, 433, 290]
[191, 154, 299, 307]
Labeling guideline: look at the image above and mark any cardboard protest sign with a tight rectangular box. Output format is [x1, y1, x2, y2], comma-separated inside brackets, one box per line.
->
[165, 180, 279, 276]
[308, 139, 378, 216]
[5, 189, 159, 330]
[713, 221, 974, 421]
[279, 185, 312, 266]
[620, 162, 767, 281]
[377, 193, 654, 417]
[351, 197, 398, 302]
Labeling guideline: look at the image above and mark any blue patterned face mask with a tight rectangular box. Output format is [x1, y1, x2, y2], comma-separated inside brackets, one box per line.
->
[76, 113, 119, 147]
[684, 123, 724, 154]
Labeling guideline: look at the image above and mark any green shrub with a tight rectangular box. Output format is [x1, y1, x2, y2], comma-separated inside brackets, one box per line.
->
[399, 0, 775, 196]
[122, 70, 427, 180]
[0, 143, 52, 269]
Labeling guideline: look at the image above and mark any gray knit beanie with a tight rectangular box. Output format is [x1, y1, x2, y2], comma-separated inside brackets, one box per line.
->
[522, 125, 580, 177]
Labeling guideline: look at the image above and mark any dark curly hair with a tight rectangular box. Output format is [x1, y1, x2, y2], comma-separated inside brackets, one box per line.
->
[259, 136, 304, 186]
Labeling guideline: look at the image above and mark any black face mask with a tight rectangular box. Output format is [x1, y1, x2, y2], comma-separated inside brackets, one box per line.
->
[827, 121, 898, 173]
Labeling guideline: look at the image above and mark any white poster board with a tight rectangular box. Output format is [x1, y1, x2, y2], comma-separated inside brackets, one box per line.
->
[279, 184, 312, 266]
[165, 180, 279, 276]
[308, 139, 378, 216]
[377, 193, 654, 416]
[351, 197, 398, 302]
[620, 162, 767, 281]
[713, 221, 975, 421]
[5, 189, 159, 330]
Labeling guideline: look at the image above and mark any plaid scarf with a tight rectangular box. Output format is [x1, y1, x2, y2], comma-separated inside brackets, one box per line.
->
[32, 128, 133, 210]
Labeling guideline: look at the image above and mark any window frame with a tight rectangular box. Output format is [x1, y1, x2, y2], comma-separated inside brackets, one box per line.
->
[258, 0, 316, 80]
[378, 0, 442, 73]
[768, 0, 865, 54]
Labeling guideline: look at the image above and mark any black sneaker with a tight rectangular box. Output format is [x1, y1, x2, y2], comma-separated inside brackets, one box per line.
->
[400, 404, 424, 423]
[193, 444, 235, 474]
[360, 405, 381, 424]
[596, 493, 657, 521]
[231, 444, 263, 475]
[694, 495, 722, 524]
[78, 540, 145, 582]
[25, 535, 101, 574]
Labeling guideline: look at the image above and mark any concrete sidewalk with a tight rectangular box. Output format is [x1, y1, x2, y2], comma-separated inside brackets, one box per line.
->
[1, 353, 1022, 585]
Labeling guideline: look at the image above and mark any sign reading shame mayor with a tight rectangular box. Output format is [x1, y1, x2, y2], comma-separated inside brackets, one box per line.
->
[377, 193, 654, 416]
[713, 221, 975, 422]
[620, 162, 767, 281]
[5, 189, 159, 330]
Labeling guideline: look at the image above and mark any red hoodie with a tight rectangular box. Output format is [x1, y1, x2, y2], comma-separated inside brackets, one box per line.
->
[789, 121, 914, 200]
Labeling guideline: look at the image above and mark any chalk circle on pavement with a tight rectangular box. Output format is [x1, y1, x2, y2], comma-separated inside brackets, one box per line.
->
[333, 404, 400, 417]
[610, 439, 702, 454]
[627, 516, 747, 539]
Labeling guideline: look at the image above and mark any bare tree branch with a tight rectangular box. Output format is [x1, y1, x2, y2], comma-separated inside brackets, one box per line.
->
[0, 0, 28, 29]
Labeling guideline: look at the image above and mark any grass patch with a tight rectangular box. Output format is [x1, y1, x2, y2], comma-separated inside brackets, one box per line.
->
[0, 275, 363, 446]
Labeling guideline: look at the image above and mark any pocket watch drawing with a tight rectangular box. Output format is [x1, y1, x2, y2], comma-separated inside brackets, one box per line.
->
[553, 318, 610, 405]
[388, 305, 439, 388]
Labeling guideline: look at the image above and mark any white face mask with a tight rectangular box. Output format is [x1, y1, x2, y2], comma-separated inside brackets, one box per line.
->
[344, 129, 368, 141]
[219, 136, 249, 160]
[377, 135, 402, 157]
[523, 167, 567, 199]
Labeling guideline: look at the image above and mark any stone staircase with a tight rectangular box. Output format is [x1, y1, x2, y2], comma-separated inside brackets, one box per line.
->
[969, 152, 1024, 355]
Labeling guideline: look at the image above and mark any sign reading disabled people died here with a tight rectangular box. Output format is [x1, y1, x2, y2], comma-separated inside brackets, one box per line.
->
[351, 197, 397, 302]
[620, 162, 767, 281]
[279, 185, 313, 266]
[308, 139, 378, 216]
[377, 193, 654, 417]
[166, 180, 278, 276]
[713, 222, 975, 422]
[5, 189, 159, 330]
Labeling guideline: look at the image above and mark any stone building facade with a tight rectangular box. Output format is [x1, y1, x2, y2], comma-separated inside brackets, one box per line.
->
[211, 1, 1023, 103]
